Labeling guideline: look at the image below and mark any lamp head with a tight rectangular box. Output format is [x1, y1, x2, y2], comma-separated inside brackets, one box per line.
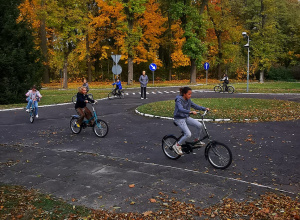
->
[242, 32, 248, 38]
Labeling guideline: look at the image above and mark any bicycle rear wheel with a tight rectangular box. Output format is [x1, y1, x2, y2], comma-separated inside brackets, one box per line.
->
[227, 86, 234, 94]
[214, 86, 222, 93]
[119, 91, 125, 99]
[162, 135, 181, 160]
[93, 119, 109, 138]
[206, 141, 232, 169]
[108, 92, 115, 100]
[70, 117, 82, 134]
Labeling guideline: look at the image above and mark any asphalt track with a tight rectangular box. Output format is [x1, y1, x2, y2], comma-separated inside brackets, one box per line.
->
[0, 87, 299, 213]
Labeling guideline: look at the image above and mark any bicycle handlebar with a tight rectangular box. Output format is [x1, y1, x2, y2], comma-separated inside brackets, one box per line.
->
[190, 110, 209, 117]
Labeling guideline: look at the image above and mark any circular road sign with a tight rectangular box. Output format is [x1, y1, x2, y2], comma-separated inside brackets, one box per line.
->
[149, 63, 157, 71]
[112, 64, 122, 75]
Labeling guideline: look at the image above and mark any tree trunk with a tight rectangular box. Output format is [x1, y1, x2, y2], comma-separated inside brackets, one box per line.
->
[40, 0, 50, 83]
[190, 58, 197, 84]
[86, 34, 92, 82]
[199, 0, 209, 15]
[63, 55, 68, 89]
[259, 69, 264, 83]
[168, 67, 172, 81]
[127, 57, 133, 85]
[216, 31, 223, 79]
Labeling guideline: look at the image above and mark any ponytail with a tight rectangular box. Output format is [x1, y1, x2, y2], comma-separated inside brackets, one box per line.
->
[179, 87, 192, 96]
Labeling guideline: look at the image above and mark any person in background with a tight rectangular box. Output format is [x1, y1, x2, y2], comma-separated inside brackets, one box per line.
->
[172, 87, 210, 155]
[25, 85, 42, 118]
[220, 73, 229, 91]
[83, 78, 89, 93]
[139, 70, 149, 99]
[75, 86, 96, 127]
[112, 78, 122, 95]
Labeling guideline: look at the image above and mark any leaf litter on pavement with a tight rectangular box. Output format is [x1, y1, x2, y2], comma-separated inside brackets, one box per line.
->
[0, 184, 299, 219]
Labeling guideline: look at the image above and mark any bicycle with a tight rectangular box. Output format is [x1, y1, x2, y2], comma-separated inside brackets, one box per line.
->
[28, 102, 36, 123]
[162, 110, 232, 169]
[214, 82, 234, 94]
[108, 86, 125, 100]
[70, 96, 109, 138]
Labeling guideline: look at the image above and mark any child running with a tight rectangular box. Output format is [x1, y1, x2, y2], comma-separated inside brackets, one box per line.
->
[173, 87, 210, 155]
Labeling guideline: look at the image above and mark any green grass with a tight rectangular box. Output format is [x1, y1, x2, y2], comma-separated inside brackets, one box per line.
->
[0, 81, 299, 110]
[137, 98, 300, 122]
[193, 81, 300, 93]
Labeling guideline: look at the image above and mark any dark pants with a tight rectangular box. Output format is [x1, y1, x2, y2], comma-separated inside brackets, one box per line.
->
[223, 82, 228, 91]
[141, 87, 146, 98]
[76, 107, 94, 126]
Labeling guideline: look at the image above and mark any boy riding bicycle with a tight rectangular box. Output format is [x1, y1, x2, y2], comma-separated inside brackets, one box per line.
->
[75, 86, 96, 127]
[112, 79, 122, 95]
[173, 87, 210, 155]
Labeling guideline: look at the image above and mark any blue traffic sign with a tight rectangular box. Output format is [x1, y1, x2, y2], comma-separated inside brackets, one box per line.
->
[149, 63, 157, 71]
[204, 62, 210, 70]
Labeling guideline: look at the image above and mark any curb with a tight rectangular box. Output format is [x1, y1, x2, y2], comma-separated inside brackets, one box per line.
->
[135, 108, 231, 122]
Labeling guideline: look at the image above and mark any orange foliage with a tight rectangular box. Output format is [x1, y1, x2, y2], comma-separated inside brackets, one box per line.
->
[170, 21, 190, 68]
[135, 0, 167, 66]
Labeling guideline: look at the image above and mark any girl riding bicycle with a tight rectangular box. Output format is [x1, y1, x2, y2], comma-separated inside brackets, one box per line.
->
[25, 85, 42, 118]
[173, 87, 209, 155]
[75, 86, 96, 127]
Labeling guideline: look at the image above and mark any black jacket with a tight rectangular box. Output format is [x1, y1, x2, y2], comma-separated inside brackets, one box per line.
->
[75, 92, 94, 109]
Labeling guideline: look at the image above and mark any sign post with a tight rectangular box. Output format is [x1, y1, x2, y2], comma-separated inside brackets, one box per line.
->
[111, 54, 122, 82]
[204, 62, 210, 85]
[149, 63, 157, 85]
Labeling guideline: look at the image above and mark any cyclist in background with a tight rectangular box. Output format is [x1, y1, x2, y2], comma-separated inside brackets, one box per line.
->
[173, 87, 210, 155]
[112, 78, 122, 95]
[25, 85, 42, 118]
[82, 78, 90, 93]
[75, 86, 96, 127]
[220, 73, 229, 91]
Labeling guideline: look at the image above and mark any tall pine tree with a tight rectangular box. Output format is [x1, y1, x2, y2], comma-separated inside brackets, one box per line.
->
[0, 0, 43, 104]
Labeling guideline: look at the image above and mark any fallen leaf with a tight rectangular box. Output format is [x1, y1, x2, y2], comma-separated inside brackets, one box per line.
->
[150, 198, 156, 203]
[130, 201, 135, 205]
[129, 184, 135, 188]
[143, 211, 153, 216]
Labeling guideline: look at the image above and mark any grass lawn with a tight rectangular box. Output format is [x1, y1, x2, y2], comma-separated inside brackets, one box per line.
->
[136, 98, 300, 122]
[0, 81, 299, 110]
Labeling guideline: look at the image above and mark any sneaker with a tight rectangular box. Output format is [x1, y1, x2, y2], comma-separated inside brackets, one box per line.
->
[35, 114, 39, 118]
[26, 109, 29, 112]
[141, 97, 144, 99]
[194, 139, 205, 147]
[172, 143, 183, 155]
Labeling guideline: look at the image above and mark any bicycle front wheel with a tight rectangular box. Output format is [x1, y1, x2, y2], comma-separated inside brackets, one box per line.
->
[93, 119, 109, 138]
[227, 86, 234, 94]
[206, 141, 232, 169]
[214, 86, 222, 93]
[108, 92, 115, 100]
[70, 117, 82, 134]
[162, 135, 181, 160]
[30, 114, 34, 123]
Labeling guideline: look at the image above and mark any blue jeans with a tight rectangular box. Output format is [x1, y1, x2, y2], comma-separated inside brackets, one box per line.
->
[174, 117, 203, 145]
[26, 100, 38, 115]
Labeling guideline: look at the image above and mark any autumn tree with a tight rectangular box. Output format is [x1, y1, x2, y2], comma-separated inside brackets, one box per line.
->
[18, 0, 50, 83]
[169, 0, 207, 83]
[206, 0, 242, 79]
[46, 0, 89, 88]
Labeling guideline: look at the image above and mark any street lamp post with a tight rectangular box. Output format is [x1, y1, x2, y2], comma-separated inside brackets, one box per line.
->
[242, 32, 250, 93]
